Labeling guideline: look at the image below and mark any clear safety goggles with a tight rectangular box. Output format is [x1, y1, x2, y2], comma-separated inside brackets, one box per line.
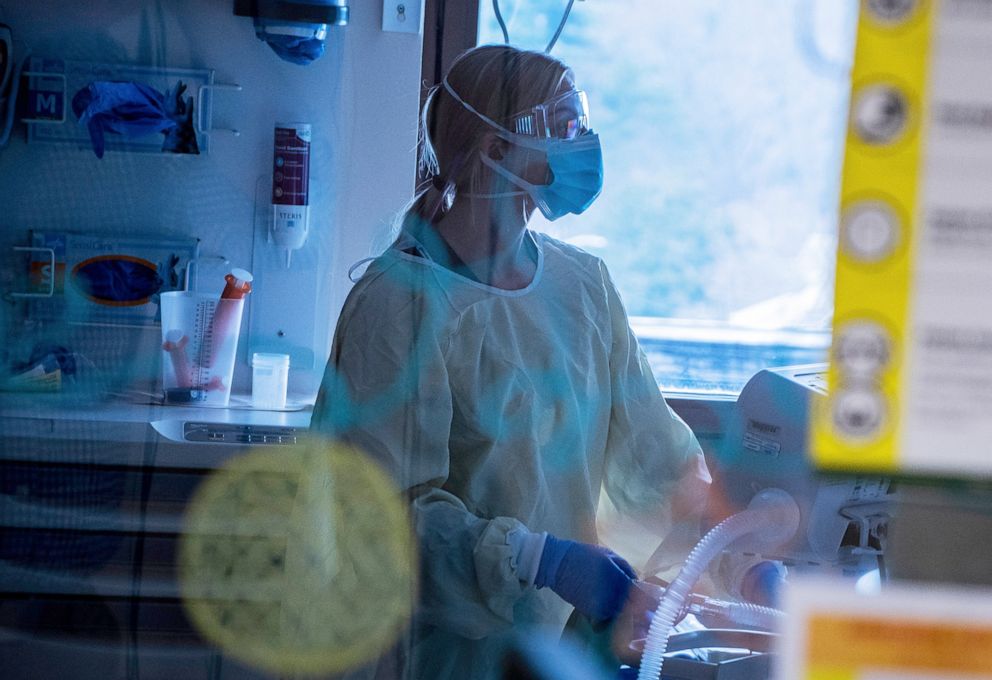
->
[509, 89, 590, 140]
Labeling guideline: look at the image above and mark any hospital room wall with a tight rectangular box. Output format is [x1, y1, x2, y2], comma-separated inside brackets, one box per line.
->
[0, 0, 423, 397]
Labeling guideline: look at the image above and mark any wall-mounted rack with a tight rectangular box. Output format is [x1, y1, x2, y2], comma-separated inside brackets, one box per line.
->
[6, 232, 200, 328]
[20, 57, 241, 156]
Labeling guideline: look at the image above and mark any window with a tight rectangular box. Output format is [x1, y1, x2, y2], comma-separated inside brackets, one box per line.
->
[478, 0, 858, 393]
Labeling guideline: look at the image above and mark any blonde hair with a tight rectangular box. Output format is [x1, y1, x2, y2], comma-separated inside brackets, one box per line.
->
[404, 45, 573, 228]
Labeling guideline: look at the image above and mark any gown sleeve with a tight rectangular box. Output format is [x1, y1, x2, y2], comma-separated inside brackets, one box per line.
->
[310, 267, 531, 640]
[598, 260, 711, 520]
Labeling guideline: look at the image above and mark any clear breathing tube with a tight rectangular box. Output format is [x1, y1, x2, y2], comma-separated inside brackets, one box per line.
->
[695, 598, 785, 631]
[636, 489, 801, 680]
[635, 582, 786, 632]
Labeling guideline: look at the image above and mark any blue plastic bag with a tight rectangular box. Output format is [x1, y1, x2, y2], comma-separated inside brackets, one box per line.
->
[256, 31, 326, 65]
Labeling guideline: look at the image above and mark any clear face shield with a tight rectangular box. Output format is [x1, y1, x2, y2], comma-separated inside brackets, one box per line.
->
[509, 89, 591, 140]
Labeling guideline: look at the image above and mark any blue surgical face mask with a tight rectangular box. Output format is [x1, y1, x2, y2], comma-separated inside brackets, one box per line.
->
[480, 130, 603, 221]
[442, 78, 605, 221]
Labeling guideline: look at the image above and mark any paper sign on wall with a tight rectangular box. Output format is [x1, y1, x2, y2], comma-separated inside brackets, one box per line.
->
[776, 578, 992, 679]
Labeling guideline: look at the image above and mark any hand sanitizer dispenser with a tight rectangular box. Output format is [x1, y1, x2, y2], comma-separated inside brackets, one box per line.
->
[271, 122, 311, 267]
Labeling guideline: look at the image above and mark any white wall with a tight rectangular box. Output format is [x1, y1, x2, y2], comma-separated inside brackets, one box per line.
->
[0, 0, 423, 398]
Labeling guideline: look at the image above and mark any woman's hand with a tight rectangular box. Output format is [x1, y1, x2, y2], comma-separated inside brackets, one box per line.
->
[535, 535, 637, 624]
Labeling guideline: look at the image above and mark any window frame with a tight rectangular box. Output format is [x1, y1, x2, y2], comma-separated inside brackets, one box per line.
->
[419, 3, 834, 402]
[419, 0, 480, 111]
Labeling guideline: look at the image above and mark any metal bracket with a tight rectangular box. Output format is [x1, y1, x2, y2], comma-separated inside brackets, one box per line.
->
[196, 82, 243, 137]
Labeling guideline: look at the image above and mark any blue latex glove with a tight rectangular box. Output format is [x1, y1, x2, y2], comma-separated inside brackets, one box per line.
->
[739, 560, 787, 608]
[71, 81, 177, 158]
[535, 535, 636, 624]
[71, 80, 199, 158]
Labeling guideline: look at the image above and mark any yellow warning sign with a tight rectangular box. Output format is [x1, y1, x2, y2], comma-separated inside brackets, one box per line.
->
[814, 0, 992, 477]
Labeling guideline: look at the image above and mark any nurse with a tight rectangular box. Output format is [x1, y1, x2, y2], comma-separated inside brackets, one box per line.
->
[312, 44, 710, 679]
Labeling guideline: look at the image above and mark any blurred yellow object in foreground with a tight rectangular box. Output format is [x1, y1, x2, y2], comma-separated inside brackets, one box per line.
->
[179, 437, 415, 675]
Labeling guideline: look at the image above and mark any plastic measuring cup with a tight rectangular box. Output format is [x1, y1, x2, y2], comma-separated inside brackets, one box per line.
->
[251, 352, 290, 410]
[160, 291, 244, 406]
